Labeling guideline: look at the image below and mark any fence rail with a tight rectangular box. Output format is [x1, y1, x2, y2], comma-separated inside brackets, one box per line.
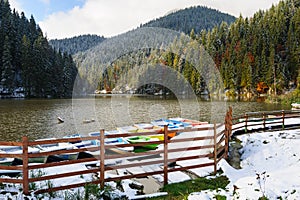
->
[232, 109, 300, 134]
[0, 109, 232, 196]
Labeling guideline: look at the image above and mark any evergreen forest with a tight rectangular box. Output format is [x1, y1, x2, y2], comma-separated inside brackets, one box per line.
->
[85, 0, 300, 98]
[0, 0, 77, 98]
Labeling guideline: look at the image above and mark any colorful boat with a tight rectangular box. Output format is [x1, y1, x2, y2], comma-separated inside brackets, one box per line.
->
[182, 119, 208, 126]
[126, 136, 159, 150]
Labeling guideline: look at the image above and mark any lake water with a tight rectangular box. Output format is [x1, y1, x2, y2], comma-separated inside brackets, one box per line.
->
[0, 96, 291, 141]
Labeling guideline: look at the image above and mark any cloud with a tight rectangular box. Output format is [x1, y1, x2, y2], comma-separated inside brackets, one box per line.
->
[8, 0, 23, 12]
[39, 0, 281, 39]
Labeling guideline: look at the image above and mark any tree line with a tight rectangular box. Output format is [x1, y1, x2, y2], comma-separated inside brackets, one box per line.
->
[98, 0, 300, 98]
[0, 0, 77, 98]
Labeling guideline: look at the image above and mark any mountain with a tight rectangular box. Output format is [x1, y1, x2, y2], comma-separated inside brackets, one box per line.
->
[141, 6, 236, 35]
[74, 0, 300, 98]
[49, 34, 105, 55]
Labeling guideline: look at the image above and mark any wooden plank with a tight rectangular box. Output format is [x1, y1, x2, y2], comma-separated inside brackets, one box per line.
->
[213, 123, 217, 174]
[106, 170, 165, 182]
[0, 178, 23, 184]
[28, 157, 98, 170]
[28, 136, 99, 146]
[163, 125, 168, 186]
[34, 179, 101, 195]
[22, 136, 29, 195]
[28, 146, 99, 158]
[169, 136, 215, 143]
[29, 168, 99, 182]
[168, 162, 215, 173]
[168, 144, 214, 153]
[168, 153, 213, 163]
[100, 129, 105, 189]
[106, 159, 164, 171]
[0, 141, 22, 146]
[0, 165, 23, 170]
[105, 149, 164, 160]
[0, 153, 23, 158]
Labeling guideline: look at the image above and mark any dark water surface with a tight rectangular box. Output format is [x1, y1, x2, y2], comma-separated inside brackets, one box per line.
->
[0, 97, 290, 141]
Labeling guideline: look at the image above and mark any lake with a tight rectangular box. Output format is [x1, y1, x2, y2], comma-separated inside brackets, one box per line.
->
[0, 96, 291, 141]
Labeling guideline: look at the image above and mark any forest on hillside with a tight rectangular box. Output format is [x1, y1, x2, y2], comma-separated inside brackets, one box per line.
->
[49, 34, 105, 55]
[0, 0, 77, 98]
[88, 0, 299, 98]
[141, 5, 236, 34]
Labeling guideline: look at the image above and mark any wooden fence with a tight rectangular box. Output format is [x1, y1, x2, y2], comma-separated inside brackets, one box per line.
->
[0, 109, 233, 196]
[231, 109, 300, 134]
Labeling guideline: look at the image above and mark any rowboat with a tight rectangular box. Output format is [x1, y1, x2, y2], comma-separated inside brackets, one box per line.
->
[291, 102, 300, 109]
[0, 150, 14, 166]
[0, 146, 47, 163]
[126, 136, 159, 150]
[182, 119, 208, 126]
[36, 139, 79, 161]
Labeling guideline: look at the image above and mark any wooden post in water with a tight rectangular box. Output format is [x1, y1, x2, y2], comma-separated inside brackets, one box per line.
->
[163, 125, 168, 185]
[100, 129, 105, 189]
[22, 136, 29, 195]
[213, 123, 217, 174]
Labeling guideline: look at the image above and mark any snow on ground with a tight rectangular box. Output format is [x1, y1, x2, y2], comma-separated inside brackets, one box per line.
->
[1, 126, 300, 199]
[189, 129, 300, 200]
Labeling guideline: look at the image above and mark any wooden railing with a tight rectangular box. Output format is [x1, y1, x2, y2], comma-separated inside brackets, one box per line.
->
[231, 109, 300, 134]
[0, 109, 233, 196]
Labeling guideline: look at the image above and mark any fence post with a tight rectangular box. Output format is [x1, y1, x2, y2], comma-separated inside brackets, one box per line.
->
[163, 125, 168, 186]
[22, 136, 29, 195]
[228, 106, 232, 137]
[263, 112, 266, 130]
[282, 110, 285, 129]
[244, 114, 248, 133]
[100, 129, 105, 189]
[213, 123, 217, 174]
[224, 115, 229, 160]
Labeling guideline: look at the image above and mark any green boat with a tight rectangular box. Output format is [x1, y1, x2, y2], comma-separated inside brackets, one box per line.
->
[126, 136, 159, 150]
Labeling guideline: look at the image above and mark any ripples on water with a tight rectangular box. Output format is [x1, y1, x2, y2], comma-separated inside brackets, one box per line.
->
[0, 97, 290, 141]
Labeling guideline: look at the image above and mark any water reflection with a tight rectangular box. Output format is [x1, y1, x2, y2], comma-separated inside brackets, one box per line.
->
[0, 97, 290, 141]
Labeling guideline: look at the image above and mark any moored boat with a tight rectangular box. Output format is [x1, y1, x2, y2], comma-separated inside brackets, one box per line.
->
[36, 138, 79, 161]
[126, 136, 159, 150]
[0, 146, 47, 163]
[291, 102, 300, 109]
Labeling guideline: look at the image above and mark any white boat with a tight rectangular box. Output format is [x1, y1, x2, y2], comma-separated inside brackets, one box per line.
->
[0, 150, 14, 166]
[36, 138, 79, 161]
[291, 102, 300, 109]
[0, 146, 47, 163]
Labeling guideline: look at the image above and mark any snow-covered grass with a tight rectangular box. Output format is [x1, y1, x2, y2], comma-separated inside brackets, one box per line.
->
[188, 129, 300, 200]
[1, 128, 300, 199]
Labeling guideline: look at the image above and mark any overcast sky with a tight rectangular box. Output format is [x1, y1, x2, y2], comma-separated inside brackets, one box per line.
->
[9, 0, 281, 39]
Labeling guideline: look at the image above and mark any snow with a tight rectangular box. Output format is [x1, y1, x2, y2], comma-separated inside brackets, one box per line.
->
[189, 129, 300, 200]
[1, 125, 300, 199]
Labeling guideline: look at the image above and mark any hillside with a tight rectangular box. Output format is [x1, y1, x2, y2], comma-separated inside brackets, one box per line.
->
[0, 0, 77, 98]
[52, 6, 235, 56]
[49, 34, 105, 55]
[75, 0, 300, 98]
[141, 6, 236, 34]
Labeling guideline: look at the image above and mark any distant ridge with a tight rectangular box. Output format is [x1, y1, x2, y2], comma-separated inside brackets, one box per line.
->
[50, 6, 235, 55]
[49, 34, 105, 55]
[141, 6, 236, 34]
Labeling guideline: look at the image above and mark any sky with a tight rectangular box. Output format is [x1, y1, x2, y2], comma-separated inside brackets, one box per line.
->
[9, 0, 282, 39]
